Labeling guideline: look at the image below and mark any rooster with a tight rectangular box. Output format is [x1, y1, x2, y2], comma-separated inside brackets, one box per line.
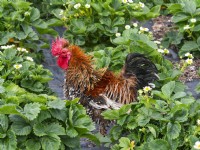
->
[51, 38, 158, 134]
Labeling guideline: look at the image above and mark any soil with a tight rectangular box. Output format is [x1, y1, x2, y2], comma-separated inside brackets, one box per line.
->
[152, 15, 200, 98]
[152, 15, 174, 41]
[179, 60, 200, 82]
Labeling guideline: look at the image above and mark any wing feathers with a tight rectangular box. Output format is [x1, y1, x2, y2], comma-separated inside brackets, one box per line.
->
[87, 70, 137, 104]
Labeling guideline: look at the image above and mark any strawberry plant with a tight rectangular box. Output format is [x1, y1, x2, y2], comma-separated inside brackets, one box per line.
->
[0, 45, 52, 94]
[0, 0, 58, 52]
[48, 0, 160, 50]
[102, 80, 200, 150]
[92, 27, 169, 72]
[162, 0, 200, 57]
[101, 50, 198, 149]
[0, 41, 98, 149]
[0, 80, 98, 150]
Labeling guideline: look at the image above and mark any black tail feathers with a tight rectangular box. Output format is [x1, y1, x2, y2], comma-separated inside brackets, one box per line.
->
[123, 53, 158, 89]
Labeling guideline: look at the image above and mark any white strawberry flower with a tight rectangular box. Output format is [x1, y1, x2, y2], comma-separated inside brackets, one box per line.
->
[154, 41, 161, 44]
[190, 18, 197, 23]
[157, 49, 164, 53]
[17, 47, 22, 51]
[183, 25, 190, 30]
[26, 56, 34, 62]
[22, 48, 28, 53]
[163, 48, 169, 54]
[144, 28, 149, 32]
[185, 52, 194, 59]
[186, 58, 193, 65]
[194, 141, 200, 149]
[24, 11, 30, 16]
[9, 45, 15, 48]
[140, 27, 144, 31]
[74, 3, 81, 9]
[62, 16, 67, 21]
[143, 86, 152, 93]
[140, 27, 149, 32]
[197, 119, 200, 126]
[122, 0, 128, 3]
[0, 46, 7, 49]
[115, 33, 121, 37]
[138, 89, 143, 95]
[85, 4, 90, 8]
[139, 2, 145, 8]
[133, 23, 138, 27]
[0, 44, 15, 49]
[125, 25, 131, 29]
[59, 10, 64, 16]
[17, 47, 28, 53]
[14, 64, 22, 69]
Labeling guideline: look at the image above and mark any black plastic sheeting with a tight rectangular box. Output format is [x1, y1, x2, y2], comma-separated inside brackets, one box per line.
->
[185, 79, 200, 99]
[42, 36, 65, 99]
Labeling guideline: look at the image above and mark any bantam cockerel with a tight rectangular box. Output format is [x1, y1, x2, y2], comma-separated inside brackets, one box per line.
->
[51, 38, 158, 134]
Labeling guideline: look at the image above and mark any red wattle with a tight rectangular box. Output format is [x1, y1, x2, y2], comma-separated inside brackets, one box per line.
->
[57, 56, 69, 70]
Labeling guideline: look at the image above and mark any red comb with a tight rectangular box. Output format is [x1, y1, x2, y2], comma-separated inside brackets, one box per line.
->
[51, 38, 69, 56]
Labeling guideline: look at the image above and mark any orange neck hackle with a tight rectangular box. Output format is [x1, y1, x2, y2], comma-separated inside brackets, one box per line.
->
[65, 45, 103, 95]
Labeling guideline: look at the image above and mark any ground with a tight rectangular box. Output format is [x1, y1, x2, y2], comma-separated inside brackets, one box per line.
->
[152, 15, 200, 98]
